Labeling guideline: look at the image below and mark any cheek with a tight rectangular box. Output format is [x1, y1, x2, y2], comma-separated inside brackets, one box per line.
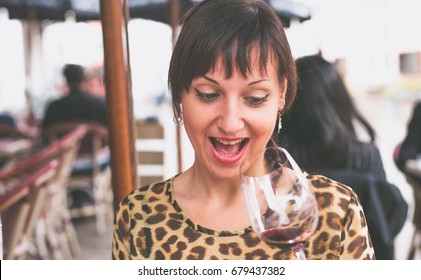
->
[248, 109, 278, 138]
[181, 100, 210, 142]
[183, 113, 201, 140]
[257, 120, 276, 143]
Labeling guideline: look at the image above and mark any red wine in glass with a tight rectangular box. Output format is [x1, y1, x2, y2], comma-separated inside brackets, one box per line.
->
[261, 226, 305, 244]
[241, 147, 319, 259]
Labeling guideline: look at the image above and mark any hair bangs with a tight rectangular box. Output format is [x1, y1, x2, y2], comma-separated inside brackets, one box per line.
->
[169, 0, 297, 123]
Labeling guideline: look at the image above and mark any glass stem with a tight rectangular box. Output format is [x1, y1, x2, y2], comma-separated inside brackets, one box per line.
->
[292, 243, 306, 260]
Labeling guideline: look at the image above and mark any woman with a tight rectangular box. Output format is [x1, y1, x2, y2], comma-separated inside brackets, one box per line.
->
[112, 0, 374, 260]
[277, 55, 409, 260]
[278, 54, 386, 179]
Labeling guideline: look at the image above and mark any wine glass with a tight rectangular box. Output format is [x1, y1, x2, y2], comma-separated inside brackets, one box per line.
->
[240, 146, 319, 259]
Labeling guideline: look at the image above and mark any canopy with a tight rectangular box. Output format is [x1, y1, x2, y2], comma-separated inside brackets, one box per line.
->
[0, 0, 311, 26]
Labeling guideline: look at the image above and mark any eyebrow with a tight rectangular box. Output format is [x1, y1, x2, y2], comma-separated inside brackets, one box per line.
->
[203, 76, 219, 84]
[202, 75, 269, 86]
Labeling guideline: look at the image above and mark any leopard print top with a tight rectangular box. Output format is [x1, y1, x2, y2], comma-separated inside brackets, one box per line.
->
[112, 174, 375, 260]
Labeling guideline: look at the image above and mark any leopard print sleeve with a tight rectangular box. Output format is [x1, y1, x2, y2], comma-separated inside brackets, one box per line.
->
[112, 194, 132, 260]
[338, 190, 375, 259]
[307, 175, 375, 260]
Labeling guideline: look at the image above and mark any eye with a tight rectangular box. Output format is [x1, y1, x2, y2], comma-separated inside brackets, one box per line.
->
[244, 93, 270, 106]
[193, 88, 219, 102]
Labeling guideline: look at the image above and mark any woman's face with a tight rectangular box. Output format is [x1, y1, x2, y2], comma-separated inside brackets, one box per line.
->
[181, 48, 287, 179]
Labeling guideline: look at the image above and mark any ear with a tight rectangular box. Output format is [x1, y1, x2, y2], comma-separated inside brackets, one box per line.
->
[279, 78, 288, 112]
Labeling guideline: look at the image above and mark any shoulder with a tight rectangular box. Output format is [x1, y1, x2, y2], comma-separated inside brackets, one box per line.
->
[346, 140, 385, 176]
[85, 93, 106, 107]
[306, 174, 375, 259]
[43, 97, 66, 116]
[362, 142, 384, 165]
[307, 173, 360, 214]
[308, 173, 355, 196]
[413, 102, 421, 116]
[119, 178, 172, 212]
[46, 96, 64, 107]
[350, 140, 380, 156]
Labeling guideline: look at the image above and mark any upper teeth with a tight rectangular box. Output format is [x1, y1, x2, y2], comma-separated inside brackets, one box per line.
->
[216, 139, 243, 145]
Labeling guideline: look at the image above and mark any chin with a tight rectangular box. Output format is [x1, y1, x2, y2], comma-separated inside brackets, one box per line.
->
[208, 166, 241, 181]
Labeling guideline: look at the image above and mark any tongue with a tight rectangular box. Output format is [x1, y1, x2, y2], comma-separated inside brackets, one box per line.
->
[214, 141, 241, 156]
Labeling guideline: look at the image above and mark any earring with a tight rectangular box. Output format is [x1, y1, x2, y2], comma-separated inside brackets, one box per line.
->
[173, 115, 183, 125]
[277, 113, 282, 134]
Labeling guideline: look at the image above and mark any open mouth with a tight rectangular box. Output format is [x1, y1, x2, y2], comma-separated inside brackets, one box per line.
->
[210, 137, 249, 158]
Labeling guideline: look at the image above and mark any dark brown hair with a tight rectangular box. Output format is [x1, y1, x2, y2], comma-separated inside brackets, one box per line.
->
[168, 0, 297, 124]
[279, 54, 378, 170]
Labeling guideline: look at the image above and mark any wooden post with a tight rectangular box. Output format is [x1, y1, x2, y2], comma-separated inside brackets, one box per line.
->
[100, 0, 137, 210]
[170, 0, 183, 173]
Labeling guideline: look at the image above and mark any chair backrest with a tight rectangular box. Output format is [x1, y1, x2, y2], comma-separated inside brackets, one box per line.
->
[1, 124, 88, 259]
[0, 159, 59, 259]
[42, 122, 109, 182]
[42, 121, 108, 153]
[316, 169, 408, 259]
[135, 121, 165, 186]
[1, 124, 88, 178]
[1, 125, 88, 196]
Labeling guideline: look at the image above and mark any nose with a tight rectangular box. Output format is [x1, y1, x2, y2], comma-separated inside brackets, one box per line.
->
[217, 98, 244, 134]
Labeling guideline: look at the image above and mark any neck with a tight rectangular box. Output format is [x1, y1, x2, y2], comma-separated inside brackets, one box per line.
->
[68, 84, 82, 91]
[184, 164, 242, 199]
[173, 165, 250, 231]
[173, 163, 250, 230]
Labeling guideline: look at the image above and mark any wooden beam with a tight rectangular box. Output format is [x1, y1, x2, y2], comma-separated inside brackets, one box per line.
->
[100, 0, 137, 210]
[170, 0, 183, 173]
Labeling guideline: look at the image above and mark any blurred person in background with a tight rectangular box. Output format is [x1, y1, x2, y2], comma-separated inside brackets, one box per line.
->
[0, 111, 31, 139]
[41, 63, 107, 128]
[278, 54, 386, 178]
[41, 63, 109, 211]
[0, 112, 16, 127]
[396, 101, 421, 182]
[277, 54, 407, 259]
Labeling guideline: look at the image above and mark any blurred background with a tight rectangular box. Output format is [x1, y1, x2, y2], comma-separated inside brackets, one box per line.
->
[0, 0, 420, 259]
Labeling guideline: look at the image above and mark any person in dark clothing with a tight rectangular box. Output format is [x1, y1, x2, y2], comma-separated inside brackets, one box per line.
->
[0, 112, 16, 127]
[41, 64, 108, 212]
[277, 54, 386, 179]
[277, 54, 408, 259]
[397, 101, 421, 180]
[42, 64, 107, 128]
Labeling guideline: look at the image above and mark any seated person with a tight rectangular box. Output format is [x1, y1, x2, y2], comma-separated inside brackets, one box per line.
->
[277, 54, 407, 259]
[42, 64, 107, 128]
[278, 54, 386, 178]
[0, 112, 30, 139]
[41, 64, 109, 210]
[0, 112, 16, 127]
